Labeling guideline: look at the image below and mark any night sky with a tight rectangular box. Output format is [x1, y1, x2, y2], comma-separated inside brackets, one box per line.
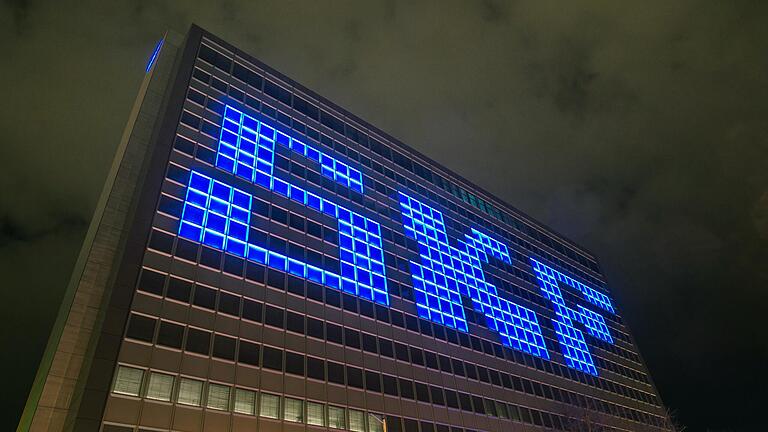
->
[1, 2, 767, 431]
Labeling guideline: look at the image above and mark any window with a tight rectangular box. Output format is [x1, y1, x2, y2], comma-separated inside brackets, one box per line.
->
[157, 321, 184, 349]
[145, 372, 174, 401]
[368, 414, 385, 432]
[286, 351, 305, 376]
[207, 383, 231, 410]
[176, 377, 203, 406]
[349, 409, 366, 432]
[212, 334, 236, 360]
[185, 328, 211, 355]
[284, 397, 304, 422]
[260, 393, 280, 419]
[126, 314, 156, 342]
[234, 388, 256, 415]
[238, 340, 260, 366]
[307, 356, 325, 380]
[113, 365, 143, 396]
[307, 401, 325, 426]
[328, 405, 346, 429]
[262, 346, 283, 371]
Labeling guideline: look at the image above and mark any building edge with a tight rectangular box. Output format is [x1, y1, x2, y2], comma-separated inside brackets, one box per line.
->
[16, 28, 196, 432]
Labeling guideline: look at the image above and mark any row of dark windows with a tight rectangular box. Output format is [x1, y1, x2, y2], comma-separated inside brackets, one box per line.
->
[193, 44, 605, 294]
[136, 265, 659, 414]
[124, 311, 664, 430]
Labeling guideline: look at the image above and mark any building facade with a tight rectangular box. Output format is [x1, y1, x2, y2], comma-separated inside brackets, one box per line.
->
[19, 25, 670, 432]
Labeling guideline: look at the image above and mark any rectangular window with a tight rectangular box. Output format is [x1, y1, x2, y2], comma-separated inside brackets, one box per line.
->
[176, 377, 203, 406]
[234, 388, 256, 415]
[112, 365, 143, 396]
[207, 383, 231, 410]
[368, 414, 385, 432]
[328, 405, 346, 429]
[260, 393, 281, 419]
[307, 401, 325, 426]
[145, 372, 174, 401]
[284, 397, 304, 423]
[349, 409, 366, 432]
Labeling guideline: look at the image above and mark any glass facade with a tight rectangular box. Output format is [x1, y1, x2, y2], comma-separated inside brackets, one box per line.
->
[24, 25, 669, 432]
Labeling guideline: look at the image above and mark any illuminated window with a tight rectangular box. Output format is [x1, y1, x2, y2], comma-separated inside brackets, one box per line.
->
[176, 377, 203, 406]
[112, 365, 143, 396]
[284, 397, 304, 422]
[260, 393, 280, 419]
[328, 405, 346, 429]
[349, 409, 366, 432]
[307, 401, 325, 426]
[233, 388, 256, 415]
[397, 192, 548, 359]
[180, 112, 389, 306]
[207, 383, 231, 410]
[145, 372, 174, 401]
[529, 258, 615, 376]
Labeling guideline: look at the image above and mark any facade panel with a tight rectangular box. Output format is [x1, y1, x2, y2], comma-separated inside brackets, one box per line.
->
[21, 25, 669, 432]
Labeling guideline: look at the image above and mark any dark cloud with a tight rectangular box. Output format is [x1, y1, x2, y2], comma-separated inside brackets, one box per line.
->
[2, 1, 767, 431]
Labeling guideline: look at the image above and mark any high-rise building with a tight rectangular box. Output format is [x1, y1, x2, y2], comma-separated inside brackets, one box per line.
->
[19, 25, 670, 432]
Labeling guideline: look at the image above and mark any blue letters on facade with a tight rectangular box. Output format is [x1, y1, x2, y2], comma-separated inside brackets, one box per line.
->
[176, 104, 616, 375]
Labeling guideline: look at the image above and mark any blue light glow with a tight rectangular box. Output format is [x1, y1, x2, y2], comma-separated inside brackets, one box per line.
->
[529, 257, 615, 375]
[217, 105, 363, 194]
[145, 38, 164, 73]
[398, 192, 549, 359]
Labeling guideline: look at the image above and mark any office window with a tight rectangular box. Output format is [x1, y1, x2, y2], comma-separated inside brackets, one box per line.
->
[234, 388, 256, 415]
[262, 346, 283, 371]
[349, 409, 366, 432]
[113, 365, 143, 396]
[260, 393, 281, 419]
[212, 334, 236, 360]
[307, 356, 325, 380]
[176, 377, 203, 406]
[307, 401, 325, 426]
[327, 361, 345, 385]
[126, 314, 156, 342]
[286, 351, 305, 376]
[368, 414, 385, 432]
[157, 321, 184, 349]
[145, 372, 174, 401]
[207, 383, 231, 410]
[328, 405, 346, 429]
[185, 328, 211, 355]
[284, 397, 304, 422]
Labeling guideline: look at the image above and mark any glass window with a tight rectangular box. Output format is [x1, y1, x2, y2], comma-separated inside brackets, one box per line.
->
[260, 393, 281, 419]
[233, 388, 256, 415]
[328, 405, 346, 429]
[207, 383, 231, 410]
[176, 377, 203, 406]
[145, 372, 174, 401]
[307, 401, 325, 426]
[113, 365, 143, 396]
[368, 414, 385, 432]
[349, 409, 366, 432]
[284, 397, 304, 423]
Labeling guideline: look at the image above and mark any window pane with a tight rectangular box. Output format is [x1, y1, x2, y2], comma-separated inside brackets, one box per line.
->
[146, 372, 174, 401]
[307, 401, 325, 426]
[260, 393, 281, 419]
[176, 377, 203, 406]
[207, 383, 231, 410]
[328, 406, 346, 429]
[233, 388, 256, 415]
[349, 409, 365, 432]
[113, 365, 143, 396]
[284, 397, 304, 423]
[368, 414, 385, 432]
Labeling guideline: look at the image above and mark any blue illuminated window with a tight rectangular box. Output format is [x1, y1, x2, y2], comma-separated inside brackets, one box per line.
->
[529, 257, 615, 376]
[178, 106, 387, 305]
[216, 105, 363, 194]
[398, 192, 549, 359]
